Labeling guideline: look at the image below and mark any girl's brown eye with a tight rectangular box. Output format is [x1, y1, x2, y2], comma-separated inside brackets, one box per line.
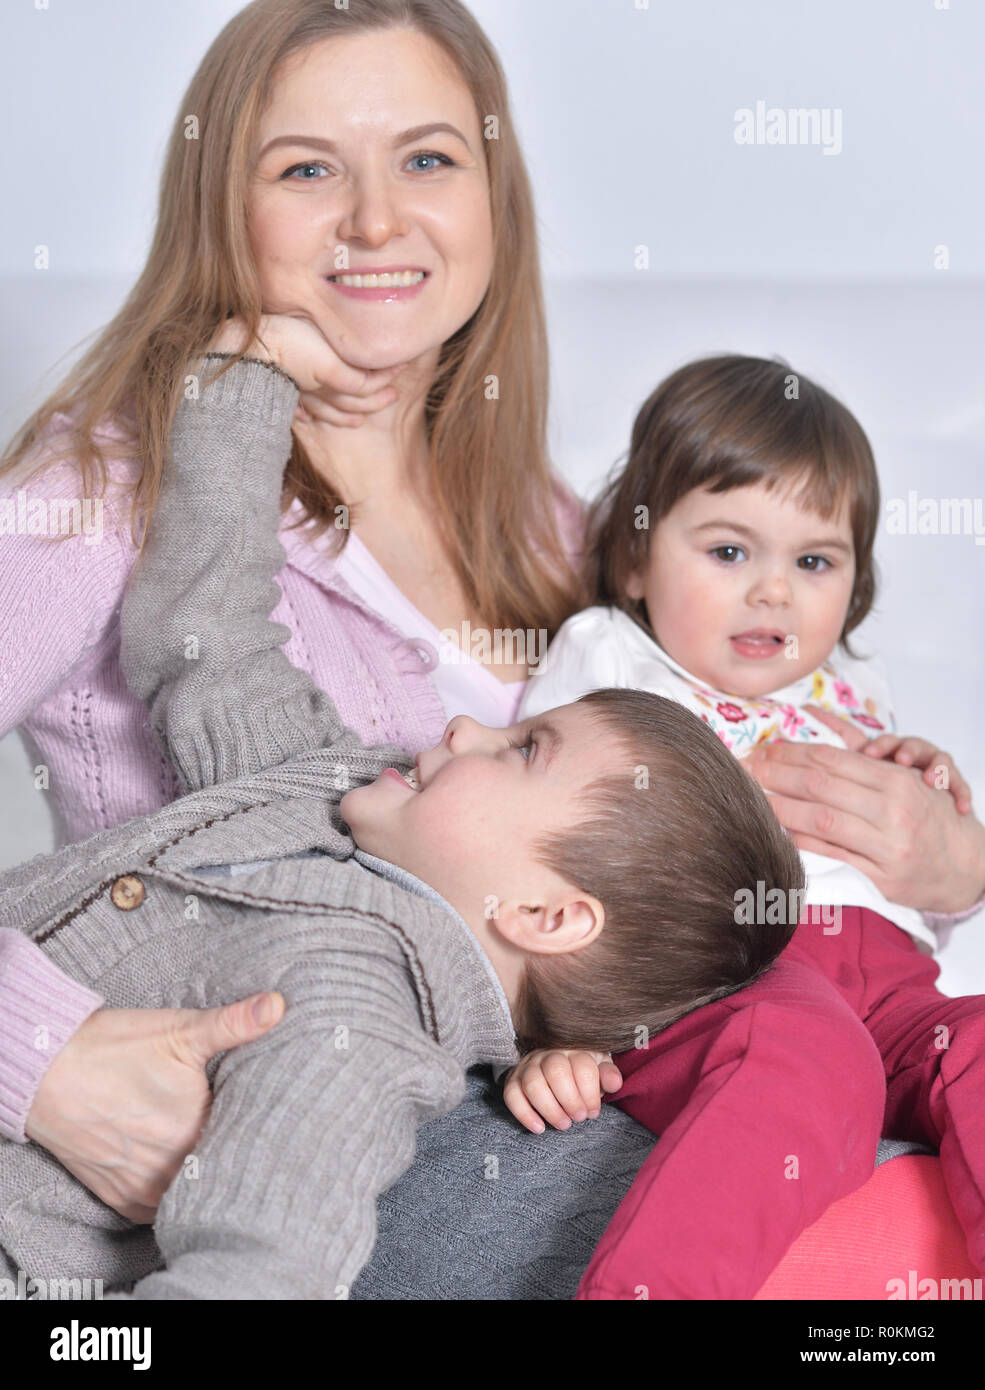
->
[710, 545, 745, 564]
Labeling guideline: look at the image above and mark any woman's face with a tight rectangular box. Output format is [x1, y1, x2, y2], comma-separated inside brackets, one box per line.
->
[248, 28, 495, 372]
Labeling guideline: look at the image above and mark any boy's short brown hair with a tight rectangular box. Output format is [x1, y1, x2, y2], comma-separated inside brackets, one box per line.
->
[512, 687, 805, 1054]
[587, 354, 880, 652]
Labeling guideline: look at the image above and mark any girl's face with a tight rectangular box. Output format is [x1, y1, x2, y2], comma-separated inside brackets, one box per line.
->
[626, 479, 857, 698]
[248, 28, 495, 372]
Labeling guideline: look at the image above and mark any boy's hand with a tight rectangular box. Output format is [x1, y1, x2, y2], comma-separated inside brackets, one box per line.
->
[208, 314, 408, 430]
[807, 706, 972, 814]
[503, 1049, 623, 1134]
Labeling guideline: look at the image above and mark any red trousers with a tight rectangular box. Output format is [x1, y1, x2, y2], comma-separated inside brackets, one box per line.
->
[578, 907, 985, 1300]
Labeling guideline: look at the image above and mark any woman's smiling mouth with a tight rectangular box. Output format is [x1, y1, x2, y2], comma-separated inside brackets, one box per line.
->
[326, 268, 430, 300]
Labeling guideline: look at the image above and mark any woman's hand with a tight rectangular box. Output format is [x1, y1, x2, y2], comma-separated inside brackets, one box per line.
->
[745, 708, 985, 914]
[24, 992, 285, 1223]
[857, 727, 973, 814]
[503, 1048, 623, 1134]
[208, 314, 407, 429]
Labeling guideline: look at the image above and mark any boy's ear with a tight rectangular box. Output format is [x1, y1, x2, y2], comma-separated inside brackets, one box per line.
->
[492, 895, 605, 956]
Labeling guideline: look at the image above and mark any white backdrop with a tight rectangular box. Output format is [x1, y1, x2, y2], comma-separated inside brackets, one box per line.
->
[1, 0, 982, 990]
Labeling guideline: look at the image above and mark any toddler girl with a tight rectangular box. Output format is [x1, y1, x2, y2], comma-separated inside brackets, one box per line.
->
[506, 354, 985, 1298]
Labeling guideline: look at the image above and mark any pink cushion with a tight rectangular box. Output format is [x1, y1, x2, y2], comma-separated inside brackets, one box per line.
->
[754, 1157, 978, 1299]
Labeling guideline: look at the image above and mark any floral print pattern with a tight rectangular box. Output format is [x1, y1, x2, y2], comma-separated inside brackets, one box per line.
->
[687, 661, 892, 756]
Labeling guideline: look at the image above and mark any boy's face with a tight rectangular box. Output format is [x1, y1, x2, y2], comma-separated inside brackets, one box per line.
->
[341, 702, 628, 934]
[627, 480, 856, 698]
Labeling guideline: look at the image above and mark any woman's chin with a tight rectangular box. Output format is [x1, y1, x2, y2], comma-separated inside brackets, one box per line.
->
[332, 333, 438, 375]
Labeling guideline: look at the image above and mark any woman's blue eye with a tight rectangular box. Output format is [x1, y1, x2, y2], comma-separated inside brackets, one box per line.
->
[798, 554, 831, 572]
[283, 161, 329, 181]
[283, 152, 453, 181]
[406, 151, 454, 172]
[711, 545, 746, 564]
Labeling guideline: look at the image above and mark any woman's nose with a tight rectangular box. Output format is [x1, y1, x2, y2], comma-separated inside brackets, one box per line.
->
[336, 173, 410, 248]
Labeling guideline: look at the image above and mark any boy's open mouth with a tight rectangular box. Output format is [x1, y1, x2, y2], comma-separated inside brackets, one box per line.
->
[382, 767, 422, 791]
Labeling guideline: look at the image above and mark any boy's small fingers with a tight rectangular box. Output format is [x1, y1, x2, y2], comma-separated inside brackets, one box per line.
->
[500, 1073, 544, 1128]
[521, 1075, 572, 1130]
[570, 1055, 606, 1114]
[573, 1071, 601, 1116]
[599, 1062, 624, 1093]
[540, 1065, 588, 1122]
[504, 1089, 546, 1134]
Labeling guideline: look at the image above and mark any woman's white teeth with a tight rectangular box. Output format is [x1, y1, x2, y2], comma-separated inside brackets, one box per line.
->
[332, 270, 425, 288]
[402, 767, 421, 791]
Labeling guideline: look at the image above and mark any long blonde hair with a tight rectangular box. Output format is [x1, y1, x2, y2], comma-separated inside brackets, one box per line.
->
[1, 0, 588, 635]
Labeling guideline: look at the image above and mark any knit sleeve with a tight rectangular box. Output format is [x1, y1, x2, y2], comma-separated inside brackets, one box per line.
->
[0, 452, 132, 737]
[0, 929, 104, 1143]
[118, 356, 412, 795]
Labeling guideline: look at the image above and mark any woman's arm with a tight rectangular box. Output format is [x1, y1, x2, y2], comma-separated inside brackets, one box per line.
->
[0, 929, 102, 1143]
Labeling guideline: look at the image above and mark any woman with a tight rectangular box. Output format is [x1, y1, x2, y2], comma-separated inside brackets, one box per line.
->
[2, 0, 983, 1291]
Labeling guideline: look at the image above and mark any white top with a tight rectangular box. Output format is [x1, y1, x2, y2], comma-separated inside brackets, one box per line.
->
[518, 604, 934, 950]
[333, 530, 529, 730]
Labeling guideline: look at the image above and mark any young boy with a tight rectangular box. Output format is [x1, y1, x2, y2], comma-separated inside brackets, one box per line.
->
[0, 355, 802, 1299]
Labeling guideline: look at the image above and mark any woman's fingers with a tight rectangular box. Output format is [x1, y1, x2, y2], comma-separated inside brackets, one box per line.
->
[177, 992, 285, 1070]
[324, 384, 403, 413]
[296, 398, 370, 429]
[881, 739, 972, 811]
[762, 784, 889, 864]
[746, 742, 893, 829]
[862, 733, 904, 759]
[786, 830, 884, 883]
[803, 704, 870, 750]
[296, 384, 400, 425]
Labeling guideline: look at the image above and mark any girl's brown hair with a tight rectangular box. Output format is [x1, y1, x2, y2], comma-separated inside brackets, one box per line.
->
[1, 0, 588, 638]
[588, 354, 880, 652]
